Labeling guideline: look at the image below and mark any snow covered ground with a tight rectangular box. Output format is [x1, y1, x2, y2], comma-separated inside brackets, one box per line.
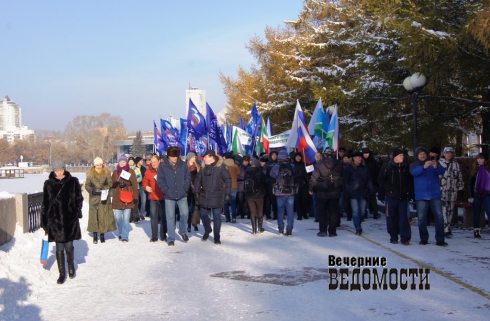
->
[1, 174, 490, 320]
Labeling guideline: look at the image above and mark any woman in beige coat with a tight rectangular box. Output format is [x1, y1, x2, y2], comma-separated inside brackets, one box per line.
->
[85, 157, 116, 244]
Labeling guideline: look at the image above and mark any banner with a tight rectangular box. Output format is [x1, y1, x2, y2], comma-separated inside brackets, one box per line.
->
[268, 130, 290, 148]
[232, 126, 252, 146]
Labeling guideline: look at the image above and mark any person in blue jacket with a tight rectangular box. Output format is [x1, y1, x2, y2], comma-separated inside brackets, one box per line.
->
[409, 146, 447, 246]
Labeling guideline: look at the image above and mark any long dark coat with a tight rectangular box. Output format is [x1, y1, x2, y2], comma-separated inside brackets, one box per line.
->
[85, 166, 117, 233]
[193, 159, 231, 208]
[41, 171, 83, 243]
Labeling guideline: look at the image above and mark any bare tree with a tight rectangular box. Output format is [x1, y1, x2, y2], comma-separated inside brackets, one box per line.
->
[65, 113, 127, 163]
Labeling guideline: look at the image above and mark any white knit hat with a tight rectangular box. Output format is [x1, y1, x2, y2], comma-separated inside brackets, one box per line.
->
[94, 157, 103, 165]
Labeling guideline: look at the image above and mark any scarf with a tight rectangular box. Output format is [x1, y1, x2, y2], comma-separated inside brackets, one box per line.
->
[117, 164, 130, 172]
[475, 165, 490, 194]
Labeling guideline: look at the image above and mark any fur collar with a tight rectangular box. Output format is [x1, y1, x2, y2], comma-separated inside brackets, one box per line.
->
[87, 166, 111, 179]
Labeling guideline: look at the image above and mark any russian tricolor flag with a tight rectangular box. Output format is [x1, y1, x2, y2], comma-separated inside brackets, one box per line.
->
[296, 121, 317, 164]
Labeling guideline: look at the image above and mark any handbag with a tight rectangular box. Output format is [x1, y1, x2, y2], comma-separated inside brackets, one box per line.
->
[40, 235, 49, 265]
[115, 170, 133, 204]
[119, 186, 133, 204]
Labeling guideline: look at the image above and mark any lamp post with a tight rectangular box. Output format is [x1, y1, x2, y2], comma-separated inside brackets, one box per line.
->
[403, 72, 427, 155]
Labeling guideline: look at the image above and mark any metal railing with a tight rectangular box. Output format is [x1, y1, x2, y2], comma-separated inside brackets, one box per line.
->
[27, 192, 43, 233]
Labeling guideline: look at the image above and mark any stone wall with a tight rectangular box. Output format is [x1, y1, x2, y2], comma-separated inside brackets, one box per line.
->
[0, 196, 16, 246]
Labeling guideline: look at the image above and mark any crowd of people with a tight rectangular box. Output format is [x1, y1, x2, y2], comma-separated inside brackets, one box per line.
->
[40, 145, 490, 284]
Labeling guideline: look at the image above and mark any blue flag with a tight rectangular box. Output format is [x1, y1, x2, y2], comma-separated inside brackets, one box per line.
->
[153, 121, 167, 155]
[206, 103, 227, 155]
[161, 119, 179, 137]
[238, 116, 245, 130]
[187, 98, 207, 139]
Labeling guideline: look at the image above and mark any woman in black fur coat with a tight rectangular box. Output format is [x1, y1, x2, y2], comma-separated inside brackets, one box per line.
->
[41, 159, 83, 284]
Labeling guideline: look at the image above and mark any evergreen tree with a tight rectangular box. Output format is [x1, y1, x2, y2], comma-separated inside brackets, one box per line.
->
[132, 131, 146, 157]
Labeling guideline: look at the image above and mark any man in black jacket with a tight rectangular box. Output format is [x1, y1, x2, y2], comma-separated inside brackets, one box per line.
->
[309, 148, 344, 237]
[193, 150, 231, 244]
[264, 151, 279, 220]
[362, 147, 381, 219]
[378, 149, 413, 245]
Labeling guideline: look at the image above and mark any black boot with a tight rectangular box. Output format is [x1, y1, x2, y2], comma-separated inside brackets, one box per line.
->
[258, 217, 264, 233]
[66, 248, 76, 279]
[93, 232, 98, 244]
[250, 217, 257, 234]
[100, 233, 105, 243]
[56, 251, 66, 284]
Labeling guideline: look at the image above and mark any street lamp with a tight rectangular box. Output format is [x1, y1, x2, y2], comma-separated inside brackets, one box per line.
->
[403, 72, 427, 155]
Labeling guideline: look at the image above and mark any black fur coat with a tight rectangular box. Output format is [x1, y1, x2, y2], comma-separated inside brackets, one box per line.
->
[41, 171, 83, 243]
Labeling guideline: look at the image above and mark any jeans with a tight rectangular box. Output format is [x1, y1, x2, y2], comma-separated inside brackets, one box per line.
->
[138, 185, 147, 216]
[472, 195, 490, 228]
[385, 197, 410, 243]
[276, 195, 295, 233]
[165, 198, 189, 242]
[114, 208, 132, 240]
[223, 188, 238, 220]
[200, 207, 222, 241]
[416, 199, 445, 243]
[150, 200, 167, 240]
[350, 197, 366, 232]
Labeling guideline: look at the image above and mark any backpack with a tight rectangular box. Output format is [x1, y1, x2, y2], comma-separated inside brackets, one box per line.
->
[273, 163, 297, 195]
[244, 171, 260, 196]
[315, 162, 342, 192]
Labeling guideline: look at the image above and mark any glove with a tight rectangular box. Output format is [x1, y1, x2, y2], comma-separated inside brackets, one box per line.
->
[457, 190, 464, 200]
[119, 181, 126, 188]
[78, 210, 83, 219]
[194, 193, 200, 206]
[112, 181, 119, 188]
[92, 189, 101, 196]
[224, 194, 230, 203]
[468, 198, 474, 203]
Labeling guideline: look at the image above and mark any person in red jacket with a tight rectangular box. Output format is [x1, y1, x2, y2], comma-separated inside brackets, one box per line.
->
[142, 155, 167, 242]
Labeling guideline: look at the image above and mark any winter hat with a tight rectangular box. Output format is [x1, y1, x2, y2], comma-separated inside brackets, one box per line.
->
[251, 159, 261, 167]
[294, 152, 302, 159]
[223, 152, 234, 159]
[429, 146, 440, 154]
[167, 146, 181, 157]
[260, 155, 269, 163]
[203, 150, 216, 157]
[324, 147, 334, 155]
[415, 146, 428, 156]
[339, 147, 347, 152]
[361, 147, 371, 154]
[186, 152, 197, 161]
[443, 147, 454, 154]
[352, 151, 363, 158]
[128, 157, 135, 163]
[119, 154, 128, 162]
[477, 152, 490, 160]
[51, 159, 65, 171]
[93, 157, 103, 165]
[392, 149, 404, 158]
[134, 157, 143, 164]
[242, 155, 251, 162]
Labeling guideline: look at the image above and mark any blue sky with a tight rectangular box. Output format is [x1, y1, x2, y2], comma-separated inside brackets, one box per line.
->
[0, 0, 304, 133]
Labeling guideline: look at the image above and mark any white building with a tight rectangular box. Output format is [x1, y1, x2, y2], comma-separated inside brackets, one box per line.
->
[0, 96, 34, 144]
[185, 86, 206, 118]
